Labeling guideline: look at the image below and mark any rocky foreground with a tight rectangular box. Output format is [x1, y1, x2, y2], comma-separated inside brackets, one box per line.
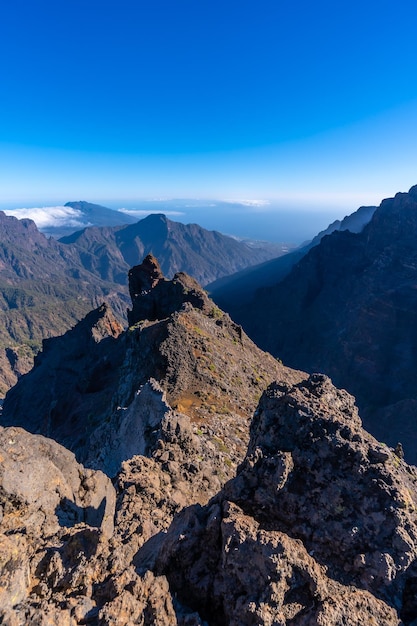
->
[1, 257, 417, 624]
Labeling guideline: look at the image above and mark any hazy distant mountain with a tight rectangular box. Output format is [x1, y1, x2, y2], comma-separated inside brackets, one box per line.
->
[65, 201, 137, 226]
[60, 213, 287, 286]
[208, 203, 376, 316]
[233, 185, 417, 463]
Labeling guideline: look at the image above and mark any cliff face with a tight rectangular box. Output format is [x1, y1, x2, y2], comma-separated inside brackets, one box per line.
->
[151, 374, 417, 624]
[208, 202, 376, 316]
[236, 185, 417, 464]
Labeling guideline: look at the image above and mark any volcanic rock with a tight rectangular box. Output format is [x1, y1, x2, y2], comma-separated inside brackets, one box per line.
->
[0, 208, 283, 398]
[148, 374, 417, 624]
[3, 262, 417, 622]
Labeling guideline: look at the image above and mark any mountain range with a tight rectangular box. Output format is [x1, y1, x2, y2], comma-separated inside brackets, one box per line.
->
[59, 212, 286, 286]
[0, 210, 285, 395]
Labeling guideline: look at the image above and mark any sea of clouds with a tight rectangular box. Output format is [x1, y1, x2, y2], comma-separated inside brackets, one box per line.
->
[3, 206, 92, 230]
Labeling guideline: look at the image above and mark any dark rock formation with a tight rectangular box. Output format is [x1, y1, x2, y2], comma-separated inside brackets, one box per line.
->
[148, 374, 417, 624]
[127, 254, 211, 326]
[0, 209, 282, 396]
[5, 368, 417, 622]
[3, 264, 417, 622]
[230, 185, 417, 463]
[0, 260, 305, 624]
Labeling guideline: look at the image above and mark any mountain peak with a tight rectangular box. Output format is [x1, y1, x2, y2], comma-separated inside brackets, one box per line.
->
[127, 254, 211, 325]
[141, 212, 168, 222]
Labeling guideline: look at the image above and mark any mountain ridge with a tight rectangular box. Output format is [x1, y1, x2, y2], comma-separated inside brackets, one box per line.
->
[1, 261, 417, 623]
[233, 184, 417, 463]
[208, 202, 376, 313]
[59, 212, 287, 286]
[0, 211, 281, 395]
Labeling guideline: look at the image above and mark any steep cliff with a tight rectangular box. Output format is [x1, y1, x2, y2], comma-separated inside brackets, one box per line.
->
[235, 185, 417, 463]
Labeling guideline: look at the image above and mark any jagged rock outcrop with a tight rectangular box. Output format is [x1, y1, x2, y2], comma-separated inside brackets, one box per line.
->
[6, 370, 417, 624]
[0, 258, 304, 624]
[3, 262, 417, 622]
[0, 426, 116, 623]
[0, 208, 283, 397]
[145, 374, 417, 624]
[230, 185, 417, 464]
[3, 256, 300, 483]
[127, 254, 211, 326]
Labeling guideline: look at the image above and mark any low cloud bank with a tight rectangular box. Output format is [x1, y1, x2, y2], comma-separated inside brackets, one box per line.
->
[3, 206, 92, 230]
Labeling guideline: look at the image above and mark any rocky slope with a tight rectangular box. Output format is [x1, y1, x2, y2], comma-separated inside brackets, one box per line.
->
[3, 255, 301, 479]
[2, 364, 417, 622]
[228, 185, 417, 464]
[0, 211, 129, 395]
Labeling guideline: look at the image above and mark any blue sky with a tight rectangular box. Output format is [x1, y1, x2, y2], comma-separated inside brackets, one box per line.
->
[1, 0, 417, 239]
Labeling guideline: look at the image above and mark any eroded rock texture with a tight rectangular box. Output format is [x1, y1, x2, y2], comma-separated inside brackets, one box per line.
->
[149, 375, 417, 625]
[2, 259, 417, 624]
[3, 255, 299, 485]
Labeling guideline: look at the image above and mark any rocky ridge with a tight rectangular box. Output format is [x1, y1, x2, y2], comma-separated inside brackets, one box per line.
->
[0, 210, 282, 396]
[149, 374, 417, 624]
[208, 203, 376, 316]
[2, 256, 417, 624]
[3, 255, 300, 479]
[3, 366, 417, 622]
[230, 185, 417, 464]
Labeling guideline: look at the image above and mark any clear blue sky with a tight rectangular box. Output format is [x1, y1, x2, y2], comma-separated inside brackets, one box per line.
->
[1, 0, 417, 225]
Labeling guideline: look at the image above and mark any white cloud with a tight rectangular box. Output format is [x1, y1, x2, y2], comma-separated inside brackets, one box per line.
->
[118, 209, 185, 217]
[3, 206, 92, 230]
[223, 199, 271, 208]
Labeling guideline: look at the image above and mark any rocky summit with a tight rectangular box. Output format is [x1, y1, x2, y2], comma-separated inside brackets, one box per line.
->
[2, 256, 417, 624]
